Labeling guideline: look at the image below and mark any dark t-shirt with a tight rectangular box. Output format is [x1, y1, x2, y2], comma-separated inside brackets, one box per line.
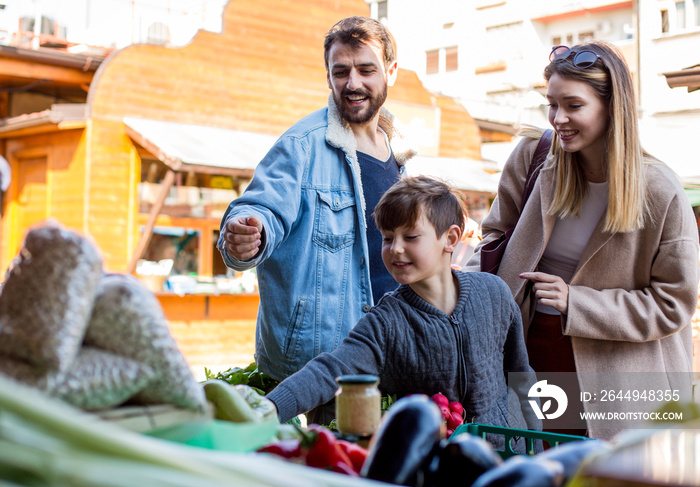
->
[357, 149, 400, 304]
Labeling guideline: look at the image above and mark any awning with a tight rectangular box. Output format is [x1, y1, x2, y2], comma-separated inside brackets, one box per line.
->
[404, 155, 500, 194]
[124, 117, 500, 193]
[123, 117, 279, 175]
[662, 64, 700, 93]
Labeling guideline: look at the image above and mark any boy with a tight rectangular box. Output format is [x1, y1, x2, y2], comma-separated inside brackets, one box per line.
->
[266, 176, 540, 446]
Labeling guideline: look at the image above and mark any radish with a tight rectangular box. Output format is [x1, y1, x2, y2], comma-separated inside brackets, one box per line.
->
[448, 401, 464, 416]
[447, 411, 464, 431]
[439, 405, 451, 421]
[430, 393, 449, 408]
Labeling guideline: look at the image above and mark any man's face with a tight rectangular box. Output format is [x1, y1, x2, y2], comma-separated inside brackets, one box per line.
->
[326, 39, 397, 126]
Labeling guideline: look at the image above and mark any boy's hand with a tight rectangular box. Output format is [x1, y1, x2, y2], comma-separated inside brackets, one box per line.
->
[519, 272, 568, 314]
[222, 216, 263, 261]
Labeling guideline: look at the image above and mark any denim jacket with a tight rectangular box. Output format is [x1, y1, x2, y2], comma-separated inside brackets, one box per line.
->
[217, 96, 413, 380]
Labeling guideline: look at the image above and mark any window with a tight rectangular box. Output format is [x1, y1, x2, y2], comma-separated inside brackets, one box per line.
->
[661, 9, 670, 32]
[479, 21, 524, 67]
[551, 36, 562, 47]
[578, 30, 594, 42]
[676, 0, 687, 29]
[142, 228, 200, 276]
[445, 46, 458, 72]
[377, 0, 388, 19]
[660, 0, 700, 32]
[566, 34, 574, 45]
[426, 49, 439, 74]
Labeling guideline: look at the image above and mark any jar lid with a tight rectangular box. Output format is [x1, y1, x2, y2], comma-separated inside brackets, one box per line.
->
[335, 374, 379, 385]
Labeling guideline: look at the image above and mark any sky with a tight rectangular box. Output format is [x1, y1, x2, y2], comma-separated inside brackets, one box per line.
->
[1, 0, 227, 49]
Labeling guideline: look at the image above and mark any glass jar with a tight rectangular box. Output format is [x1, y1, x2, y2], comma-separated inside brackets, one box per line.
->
[335, 374, 381, 437]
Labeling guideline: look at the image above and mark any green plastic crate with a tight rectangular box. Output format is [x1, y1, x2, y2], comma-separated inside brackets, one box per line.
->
[451, 423, 590, 459]
[145, 418, 279, 453]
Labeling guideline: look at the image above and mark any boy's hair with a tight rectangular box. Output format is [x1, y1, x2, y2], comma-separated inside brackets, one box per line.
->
[324, 16, 397, 71]
[373, 176, 467, 237]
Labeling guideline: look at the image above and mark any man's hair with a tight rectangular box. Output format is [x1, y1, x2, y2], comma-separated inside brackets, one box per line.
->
[374, 176, 467, 237]
[324, 16, 396, 71]
[544, 40, 649, 233]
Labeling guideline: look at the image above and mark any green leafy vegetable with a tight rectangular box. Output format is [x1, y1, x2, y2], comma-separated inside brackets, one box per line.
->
[381, 394, 397, 414]
[203, 362, 279, 396]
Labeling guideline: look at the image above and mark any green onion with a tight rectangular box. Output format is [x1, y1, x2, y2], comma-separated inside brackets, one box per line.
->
[0, 374, 379, 486]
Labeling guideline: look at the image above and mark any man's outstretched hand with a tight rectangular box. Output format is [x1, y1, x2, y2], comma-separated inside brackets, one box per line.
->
[222, 216, 263, 261]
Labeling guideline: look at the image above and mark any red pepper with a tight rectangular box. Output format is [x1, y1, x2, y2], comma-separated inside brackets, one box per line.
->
[256, 438, 304, 459]
[300, 424, 358, 476]
[337, 439, 369, 473]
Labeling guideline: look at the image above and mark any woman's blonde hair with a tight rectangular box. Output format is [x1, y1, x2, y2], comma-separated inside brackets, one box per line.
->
[542, 40, 650, 233]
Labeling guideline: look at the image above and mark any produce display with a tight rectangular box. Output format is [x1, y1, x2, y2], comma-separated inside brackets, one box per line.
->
[0, 221, 206, 412]
[259, 423, 369, 476]
[361, 395, 444, 485]
[425, 433, 503, 486]
[429, 392, 465, 437]
[86, 273, 206, 410]
[204, 362, 281, 396]
[248, 393, 615, 487]
[0, 220, 696, 486]
[0, 221, 103, 371]
[0, 374, 374, 487]
[203, 379, 277, 423]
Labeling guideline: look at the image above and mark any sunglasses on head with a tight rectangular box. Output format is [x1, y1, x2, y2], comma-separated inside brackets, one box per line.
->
[549, 45, 601, 68]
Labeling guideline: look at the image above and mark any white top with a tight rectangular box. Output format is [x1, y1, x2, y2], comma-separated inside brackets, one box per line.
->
[536, 181, 609, 315]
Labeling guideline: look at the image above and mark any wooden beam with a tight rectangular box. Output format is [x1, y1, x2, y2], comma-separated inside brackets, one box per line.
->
[0, 57, 94, 85]
[180, 162, 255, 178]
[0, 121, 86, 139]
[126, 168, 177, 274]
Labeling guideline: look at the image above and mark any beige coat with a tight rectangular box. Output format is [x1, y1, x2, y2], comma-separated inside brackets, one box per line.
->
[466, 134, 699, 439]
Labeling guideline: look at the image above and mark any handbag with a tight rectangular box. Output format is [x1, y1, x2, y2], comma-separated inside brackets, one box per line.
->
[480, 129, 553, 274]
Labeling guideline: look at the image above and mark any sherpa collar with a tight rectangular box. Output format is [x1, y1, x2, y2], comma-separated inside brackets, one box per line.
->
[325, 94, 416, 215]
[325, 94, 416, 166]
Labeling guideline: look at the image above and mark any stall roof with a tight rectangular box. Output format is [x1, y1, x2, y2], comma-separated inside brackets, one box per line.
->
[124, 117, 499, 193]
[405, 155, 500, 194]
[406, 155, 500, 193]
[123, 117, 279, 175]
[0, 103, 87, 137]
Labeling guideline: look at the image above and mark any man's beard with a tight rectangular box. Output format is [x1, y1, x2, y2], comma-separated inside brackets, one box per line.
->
[335, 85, 388, 125]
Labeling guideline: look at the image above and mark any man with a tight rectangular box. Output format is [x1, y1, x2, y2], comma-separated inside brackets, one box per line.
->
[217, 16, 414, 424]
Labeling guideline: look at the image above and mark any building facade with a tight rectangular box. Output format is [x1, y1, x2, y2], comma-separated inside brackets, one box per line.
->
[371, 0, 700, 181]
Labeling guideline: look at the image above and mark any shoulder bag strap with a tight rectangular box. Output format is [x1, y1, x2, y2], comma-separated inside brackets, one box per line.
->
[520, 129, 553, 208]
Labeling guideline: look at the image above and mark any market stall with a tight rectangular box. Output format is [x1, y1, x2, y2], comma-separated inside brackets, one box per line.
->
[0, 0, 492, 379]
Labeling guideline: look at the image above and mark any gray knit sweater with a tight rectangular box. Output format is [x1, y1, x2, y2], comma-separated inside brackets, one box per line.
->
[267, 270, 541, 435]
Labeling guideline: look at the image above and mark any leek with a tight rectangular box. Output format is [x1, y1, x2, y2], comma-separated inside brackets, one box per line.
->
[0, 374, 384, 486]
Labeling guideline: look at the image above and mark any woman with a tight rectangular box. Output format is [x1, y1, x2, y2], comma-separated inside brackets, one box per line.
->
[466, 41, 699, 440]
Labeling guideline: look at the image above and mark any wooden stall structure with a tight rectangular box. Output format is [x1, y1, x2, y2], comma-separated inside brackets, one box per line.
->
[0, 0, 483, 379]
